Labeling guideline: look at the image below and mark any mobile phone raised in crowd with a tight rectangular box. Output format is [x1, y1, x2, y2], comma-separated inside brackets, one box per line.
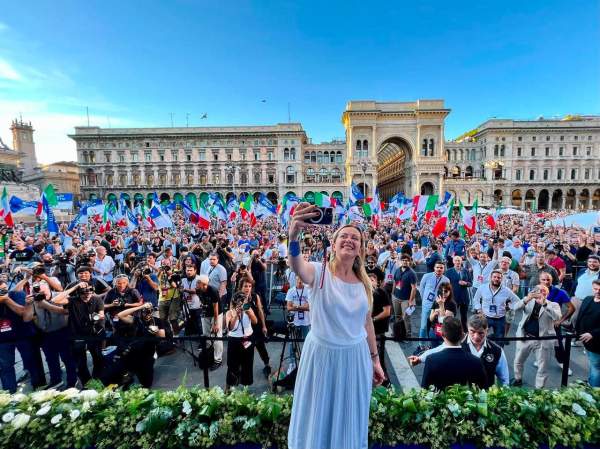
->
[307, 207, 333, 226]
[592, 226, 600, 243]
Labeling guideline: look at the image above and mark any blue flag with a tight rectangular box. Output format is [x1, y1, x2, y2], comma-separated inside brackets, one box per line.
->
[350, 181, 365, 202]
[43, 195, 58, 234]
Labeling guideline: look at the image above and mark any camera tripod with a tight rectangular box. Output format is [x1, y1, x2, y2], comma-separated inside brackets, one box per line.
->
[272, 322, 303, 391]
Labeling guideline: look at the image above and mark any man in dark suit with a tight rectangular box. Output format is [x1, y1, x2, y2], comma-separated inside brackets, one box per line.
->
[445, 256, 472, 332]
[421, 317, 487, 390]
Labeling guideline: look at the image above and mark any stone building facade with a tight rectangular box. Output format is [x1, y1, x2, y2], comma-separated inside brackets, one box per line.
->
[70, 103, 600, 211]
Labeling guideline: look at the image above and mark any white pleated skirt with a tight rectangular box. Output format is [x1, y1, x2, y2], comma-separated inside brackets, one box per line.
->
[288, 332, 372, 449]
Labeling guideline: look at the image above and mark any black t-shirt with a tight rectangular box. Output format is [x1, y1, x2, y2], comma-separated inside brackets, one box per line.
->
[393, 268, 417, 300]
[104, 288, 143, 315]
[575, 246, 593, 264]
[9, 248, 36, 263]
[67, 294, 104, 336]
[67, 278, 110, 295]
[372, 287, 391, 335]
[127, 316, 171, 359]
[523, 303, 542, 337]
[429, 300, 458, 326]
[197, 284, 220, 316]
[250, 258, 266, 287]
[366, 266, 385, 283]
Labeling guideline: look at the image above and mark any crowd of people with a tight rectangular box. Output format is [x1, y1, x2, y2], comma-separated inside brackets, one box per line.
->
[0, 204, 599, 395]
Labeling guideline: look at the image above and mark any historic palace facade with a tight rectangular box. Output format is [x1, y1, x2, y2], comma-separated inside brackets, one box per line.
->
[70, 101, 600, 210]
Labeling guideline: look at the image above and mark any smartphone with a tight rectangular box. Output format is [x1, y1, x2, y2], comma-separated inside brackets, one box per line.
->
[593, 226, 600, 243]
[307, 207, 333, 226]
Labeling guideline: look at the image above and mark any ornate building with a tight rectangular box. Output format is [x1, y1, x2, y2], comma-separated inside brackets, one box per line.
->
[70, 103, 600, 211]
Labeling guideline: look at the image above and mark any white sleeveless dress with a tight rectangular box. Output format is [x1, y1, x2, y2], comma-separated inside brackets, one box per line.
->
[288, 262, 371, 449]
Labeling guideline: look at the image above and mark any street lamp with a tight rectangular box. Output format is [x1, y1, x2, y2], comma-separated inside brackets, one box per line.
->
[357, 159, 371, 198]
[225, 164, 238, 199]
[484, 160, 504, 207]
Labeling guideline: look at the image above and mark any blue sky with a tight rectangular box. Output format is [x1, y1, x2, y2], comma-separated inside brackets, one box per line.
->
[0, 0, 598, 163]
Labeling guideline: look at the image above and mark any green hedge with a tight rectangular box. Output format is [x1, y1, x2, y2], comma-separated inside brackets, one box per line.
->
[0, 383, 598, 449]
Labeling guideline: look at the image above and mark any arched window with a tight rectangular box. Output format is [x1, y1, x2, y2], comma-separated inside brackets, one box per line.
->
[330, 151, 335, 163]
[336, 151, 342, 163]
[286, 166, 295, 184]
[324, 151, 329, 163]
[452, 166, 461, 178]
[363, 140, 368, 152]
[331, 167, 341, 180]
[494, 145, 499, 156]
[227, 173, 233, 184]
[317, 151, 323, 164]
[284, 148, 289, 160]
[306, 167, 315, 181]
[304, 151, 310, 162]
[290, 147, 296, 160]
[464, 149, 470, 160]
[82, 151, 88, 163]
[459, 149, 464, 160]
[500, 144, 505, 157]
[446, 150, 450, 160]
[428, 138, 434, 156]
[452, 149, 457, 161]
[422, 139, 428, 157]
[356, 140, 362, 151]
[89, 151, 95, 164]
[240, 172, 248, 184]
[319, 167, 329, 182]
[311, 151, 316, 163]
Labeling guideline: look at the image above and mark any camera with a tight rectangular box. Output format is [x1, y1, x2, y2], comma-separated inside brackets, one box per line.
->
[53, 254, 70, 266]
[168, 271, 182, 284]
[32, 283, 45, 302]
[286, 312, 295, 324]
[90, 313, 104, 335]
[32, 266, 46, 277]
[0, 288, 8, 297]
[114, 296, 127, 308]
[142, 266, 152, 276]
[307, 207, 333, 225]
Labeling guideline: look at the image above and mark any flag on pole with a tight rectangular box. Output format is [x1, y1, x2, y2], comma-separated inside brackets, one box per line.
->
[412, 194, 438, 221]
[68, 204, 89, 231]
[43, 184, 58, 207]
[255, 193, 276, 218]
[125, 209, 139, 232]
[350, 181, 365, 203]
[9, 196, 39, 215]
[431, 199, 455, 238]
[240, 194, 256, 225]
[459, 199, 478, 236]
[314, 192, 336, 208]
[149, 205, 173, 230]
[42, 194, 58, 234]
[486, 207, 500, 230]
[226, 195, 238, 221]
[0, 187, 14, 227]
[279, 195, 300, 228]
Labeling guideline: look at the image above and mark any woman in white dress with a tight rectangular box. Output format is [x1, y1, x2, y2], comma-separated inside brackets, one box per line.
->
[287, 203, 385, 449]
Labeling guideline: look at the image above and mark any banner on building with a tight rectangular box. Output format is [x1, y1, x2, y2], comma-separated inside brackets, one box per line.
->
[55, 193, 74, 210]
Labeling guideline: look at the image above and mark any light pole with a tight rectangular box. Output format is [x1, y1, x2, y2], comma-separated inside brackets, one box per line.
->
[484, 160, 504, 207]
[358, 159, 371, 199]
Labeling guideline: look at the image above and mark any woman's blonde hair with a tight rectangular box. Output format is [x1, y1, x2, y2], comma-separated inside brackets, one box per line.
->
[328, 224, 373, 310]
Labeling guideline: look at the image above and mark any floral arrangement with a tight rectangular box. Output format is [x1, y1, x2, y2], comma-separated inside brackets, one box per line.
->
[0, 383, 598, 449]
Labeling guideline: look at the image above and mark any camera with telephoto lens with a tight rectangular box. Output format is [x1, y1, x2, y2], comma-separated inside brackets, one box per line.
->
[76, 285, 94, 299]
[114, 296, 127, 308]
[31, 283, 45, 302]
[0, 288, 8, 297]
[90, 313, 104, 335]
[168, 271, 182, 285]
[53, 253, 70, 266]
[142, 266, 152, 276]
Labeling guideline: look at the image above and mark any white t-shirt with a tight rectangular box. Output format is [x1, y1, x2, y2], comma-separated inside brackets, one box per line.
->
[200, 263, 228, 296]
[277, 242, 288, 258]
[285, 286, 311, 327]
[181, 275, 201, 310]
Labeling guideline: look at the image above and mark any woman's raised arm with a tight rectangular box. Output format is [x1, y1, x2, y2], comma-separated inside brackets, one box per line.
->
[287, 203, 318, 287]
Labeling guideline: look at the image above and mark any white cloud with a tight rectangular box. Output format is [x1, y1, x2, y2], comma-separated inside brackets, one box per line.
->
[0, 58, 21, 81]
[0, 100, 135, 164]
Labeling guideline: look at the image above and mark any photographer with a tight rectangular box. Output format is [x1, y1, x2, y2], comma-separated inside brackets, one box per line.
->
[0, 281, 46, 392]
[225, 291, 258, 391]
[29, 263, 64, 293]
[157, 266, 182, 333]
[14, 275, 77, 389]
[249, 249, 267, 309]
[48, 250, 77, 285]
[180, 265, 203, 335]
[67, 266, 110, 296]
[196, 274, 222, 370]
[130, 253, 159, 307]
[53, 282, 105, 385]
[104, 274, 143, 332]
[100, 303, 172, 388]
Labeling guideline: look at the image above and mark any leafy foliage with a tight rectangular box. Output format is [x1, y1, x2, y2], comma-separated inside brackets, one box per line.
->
[0, 384, 597, 449]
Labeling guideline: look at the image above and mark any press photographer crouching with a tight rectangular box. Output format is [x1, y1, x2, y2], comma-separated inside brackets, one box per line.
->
[67, 266, 110, 296]
[52, 281, 105, 386]
[225, 291, 258, 391]
[100, 303, 172, 388]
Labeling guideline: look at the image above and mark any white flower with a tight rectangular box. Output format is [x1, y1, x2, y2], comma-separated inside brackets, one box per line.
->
[11, 393, 26, 404]
[36, 405, 51, 416]
[81, 401, 91, 412]
[78, 390, 99, 401]
[61, 388, 80, 400]
[0, 394, 12, 407]
[50, 413, 63, 425]
[31, 389, 60, 403]
[572, 403, 587, 416]
[182, 400, 192, 415]
[2, 412, 14, 423]
[11, 413, 30, 429]
[69, 409, 80, 421]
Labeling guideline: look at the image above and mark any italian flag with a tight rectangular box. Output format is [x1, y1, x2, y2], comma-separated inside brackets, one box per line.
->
[412, 195, 438, 221]
[486, 207, 500, 230]
[431, 199, 454, 237]
[99, 205, 111, 234]
[196, 204, 211, 230]
[314, 192, 336, 208]
[0, 187, 14, 228]
[459, 199, 478, 236]
[240, 195, 256, 226]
